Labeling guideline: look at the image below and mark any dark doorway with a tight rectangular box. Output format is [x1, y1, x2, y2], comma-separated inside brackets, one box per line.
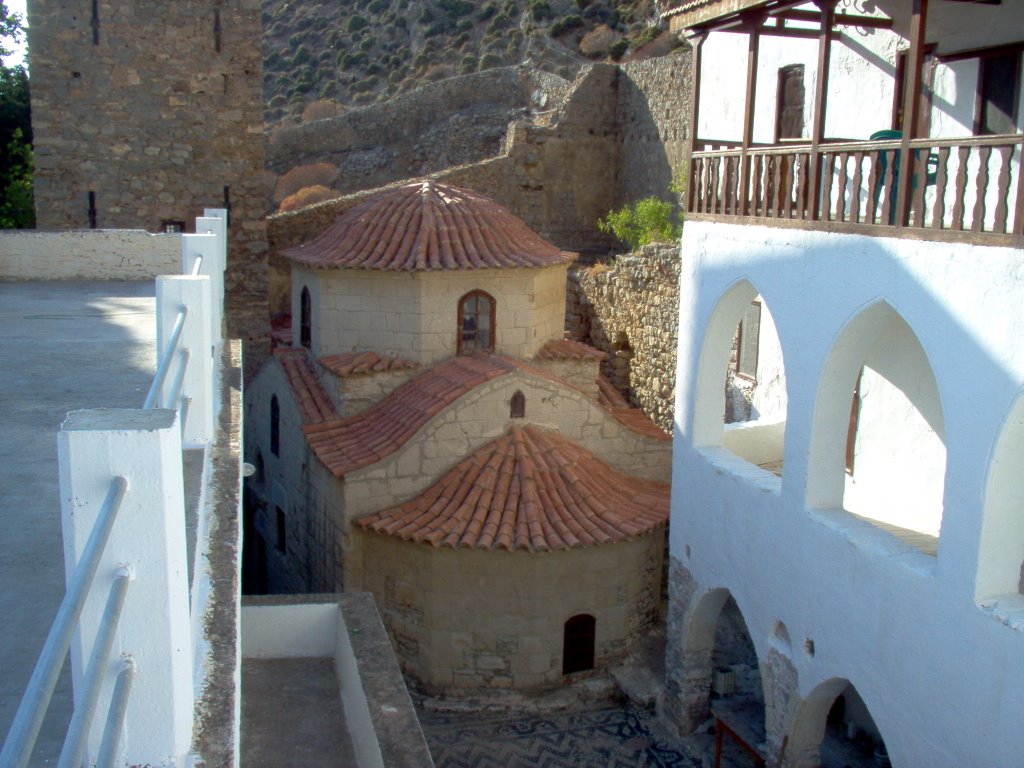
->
[775, 64, 805, 141]
[562, 614, 596, 675]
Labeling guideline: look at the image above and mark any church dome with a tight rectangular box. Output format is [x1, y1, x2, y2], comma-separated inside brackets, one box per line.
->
[282, 180, 576, 271]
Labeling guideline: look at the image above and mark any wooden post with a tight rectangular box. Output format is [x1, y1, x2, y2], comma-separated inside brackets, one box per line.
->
[685, 29, 707, 214]
[739, 13, 763, 216]
[894, 0, 928, 228]
[808, 0, 837, 220]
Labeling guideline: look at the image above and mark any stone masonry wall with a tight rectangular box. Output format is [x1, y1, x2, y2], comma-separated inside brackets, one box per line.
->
[28, 0, 269, 369]
[615, 51, 691, 211]
[566, 243, 680, 432]
[267, 67, 573, 184]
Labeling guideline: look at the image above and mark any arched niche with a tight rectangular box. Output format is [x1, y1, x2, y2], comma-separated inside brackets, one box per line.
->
[807, 301, 946, 552]
[694, 280, 789, 476]
[676, 588, 764, 735]
[976, 393, 1024, 600]
[786, 679, 890, 768]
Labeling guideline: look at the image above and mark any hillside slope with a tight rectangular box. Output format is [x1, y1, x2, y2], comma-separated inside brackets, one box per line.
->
[261, 0, 679, 124]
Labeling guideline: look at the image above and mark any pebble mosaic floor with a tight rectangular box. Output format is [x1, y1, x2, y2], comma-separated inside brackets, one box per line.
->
[419, 705, 704, 768]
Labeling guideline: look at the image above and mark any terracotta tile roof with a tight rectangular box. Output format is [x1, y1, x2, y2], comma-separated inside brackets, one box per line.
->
[276, 349, 338, 424]
[320, 351, 421, 377]
[357, 425, 668, 551]
[597, 374, 630, 409]
[281, 180, 576, 271]
[304, 355, 520, 478]
[595, 375, 670, 439]
[535, 338, 607, 362]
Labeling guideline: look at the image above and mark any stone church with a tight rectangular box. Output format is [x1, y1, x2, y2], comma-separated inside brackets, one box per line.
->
[244, 180, 671, 692]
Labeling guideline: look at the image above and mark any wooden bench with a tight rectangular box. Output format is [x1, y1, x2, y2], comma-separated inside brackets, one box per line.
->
[711, 706, 766, 768]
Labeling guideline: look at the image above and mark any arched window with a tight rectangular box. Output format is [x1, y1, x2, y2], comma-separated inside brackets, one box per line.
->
[253, 451, 264, 485]
[270, 395, 280, 457]
[510, 391, 526, 419]
[300, 286, 312, 349]
[562, 614, 596, 675]
[457, 290, 495, 354]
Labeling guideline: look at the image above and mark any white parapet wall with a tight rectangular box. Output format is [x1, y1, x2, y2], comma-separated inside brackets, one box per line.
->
[0, 230, 181, 281]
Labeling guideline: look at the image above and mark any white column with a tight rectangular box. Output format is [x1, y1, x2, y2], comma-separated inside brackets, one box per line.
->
[58, 408, 193, 767]
[182, 233, 220, 344]
[198, 209, 229, 340]
[157, 275, 213, 446]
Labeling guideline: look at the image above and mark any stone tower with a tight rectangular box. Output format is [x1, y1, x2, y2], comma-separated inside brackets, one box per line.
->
[27, 0, 268, 356]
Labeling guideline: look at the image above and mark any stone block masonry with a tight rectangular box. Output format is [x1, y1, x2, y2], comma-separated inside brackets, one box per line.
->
[28, 0, 268, 372]
[566, 243, 681, 432]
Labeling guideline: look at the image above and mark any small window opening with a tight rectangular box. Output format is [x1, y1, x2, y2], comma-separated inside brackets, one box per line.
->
[214, 8, 223, 52]
[300, 287, 312, 350]
[161, 220, 186, 234]
[775, 64, 805, 141]
[87, 191, 97, 229]
[734, 301, 761, 381]
[977, 51, 1021, 136]
[270, 395, 280, 457]
[510, 391, 526, 419]
[562, 614, 596, 675]
[275, 506, 286, 553]
[253, 451, 264, 485]
[457, 290, 495, 354]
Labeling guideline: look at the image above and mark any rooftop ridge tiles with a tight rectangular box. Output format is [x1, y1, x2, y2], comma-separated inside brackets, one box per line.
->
[282, 181, 575, 272]
[356, 425, 668, 552]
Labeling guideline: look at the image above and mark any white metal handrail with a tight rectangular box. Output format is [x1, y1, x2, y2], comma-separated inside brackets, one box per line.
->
[143, 307, 188, 410]
[0, 476, 129, 768]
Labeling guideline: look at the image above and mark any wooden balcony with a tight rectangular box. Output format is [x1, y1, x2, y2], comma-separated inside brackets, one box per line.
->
[688, 134, 1024, 245]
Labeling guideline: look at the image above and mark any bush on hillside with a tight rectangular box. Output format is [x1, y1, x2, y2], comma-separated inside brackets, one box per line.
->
[278, 185, 336, 213]
[273, 162, 338, 203]
[301, 99, 341, 123]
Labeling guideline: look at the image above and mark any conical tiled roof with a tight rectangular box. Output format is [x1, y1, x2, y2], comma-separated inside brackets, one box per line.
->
[356, 425, 668, 552]
[281, 181, 576, 271]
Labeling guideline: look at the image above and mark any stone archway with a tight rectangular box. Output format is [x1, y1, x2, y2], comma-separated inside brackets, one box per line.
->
[784, 679, 890, 768]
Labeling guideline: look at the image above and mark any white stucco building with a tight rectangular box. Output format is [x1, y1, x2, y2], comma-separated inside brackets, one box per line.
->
[663, 1, 1024, 766]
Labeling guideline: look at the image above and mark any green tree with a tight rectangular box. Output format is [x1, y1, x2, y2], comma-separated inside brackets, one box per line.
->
[0, 2, 32, 228]
[597, 197, 680, 251]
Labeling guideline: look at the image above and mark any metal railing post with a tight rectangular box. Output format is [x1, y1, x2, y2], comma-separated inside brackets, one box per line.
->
[156, 275, 213, 446]
[57, 408, 193, 767]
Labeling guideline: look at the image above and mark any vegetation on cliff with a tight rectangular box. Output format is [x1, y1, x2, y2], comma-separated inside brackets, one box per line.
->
[262, 0, 680, 125]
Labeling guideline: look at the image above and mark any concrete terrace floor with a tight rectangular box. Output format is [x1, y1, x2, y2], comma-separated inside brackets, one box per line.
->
[0, 281, 156, 766]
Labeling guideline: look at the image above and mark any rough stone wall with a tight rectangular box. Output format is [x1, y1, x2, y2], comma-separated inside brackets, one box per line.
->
[615, 51, 691, 210]
[566, 243, 680, 432]
[28, 0, 268, 369]
[267, 67, 573, 185]
[0, 230, 180, 280]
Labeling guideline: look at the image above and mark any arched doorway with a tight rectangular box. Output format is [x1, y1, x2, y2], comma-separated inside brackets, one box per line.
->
[562, 614, 596, 675]
[787, 679, 890, 768]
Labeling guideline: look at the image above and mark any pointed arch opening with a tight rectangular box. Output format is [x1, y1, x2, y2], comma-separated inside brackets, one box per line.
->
[807, 302, 946, 555]
[270, 395, 280, 457]
[510, 390, 526, 419]
[976, 393, 1024, 605]
[695, 280, 788, 480]
[787, 679, 890, 768]
[457, 289, 495, 354]
[300, 285, 312, 349]
[676, 589, 764, 741]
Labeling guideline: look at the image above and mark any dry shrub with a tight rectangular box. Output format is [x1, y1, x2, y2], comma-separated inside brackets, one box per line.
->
[273, 162, 338, 204]
[301, 99, 342, 123]
[579, 24, 620, 58]
[278, 185, 337, 213]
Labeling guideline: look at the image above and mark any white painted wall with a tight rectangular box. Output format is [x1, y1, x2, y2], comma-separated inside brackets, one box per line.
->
[0, 230, 181, 281]
[672, 220, 1024, 766]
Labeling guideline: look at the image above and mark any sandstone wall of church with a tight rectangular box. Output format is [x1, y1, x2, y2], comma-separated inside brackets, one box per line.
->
[566, 243, 680, 432]
[28, 0, 269, 370]
[357, 530, 664, 693]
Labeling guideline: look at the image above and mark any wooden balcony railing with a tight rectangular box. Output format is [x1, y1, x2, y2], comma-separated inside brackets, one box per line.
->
[688, 135, 1024, 241]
